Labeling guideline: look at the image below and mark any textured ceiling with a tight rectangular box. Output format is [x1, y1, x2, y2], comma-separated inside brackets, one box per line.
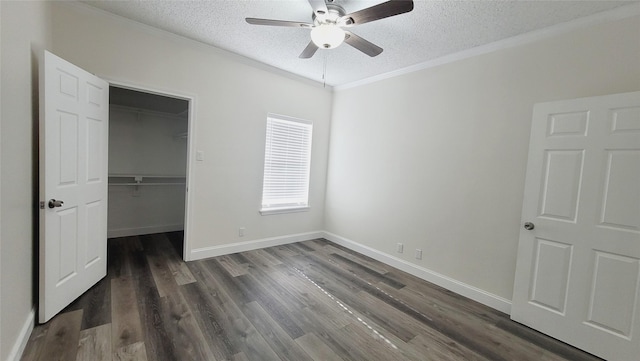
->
[80, 0, 637, 87]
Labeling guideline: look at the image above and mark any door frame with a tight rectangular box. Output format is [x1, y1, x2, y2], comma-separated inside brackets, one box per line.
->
[105, 78, 196, 261]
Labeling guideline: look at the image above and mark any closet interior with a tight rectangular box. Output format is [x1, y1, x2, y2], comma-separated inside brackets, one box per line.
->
[107, 86, 189, 239]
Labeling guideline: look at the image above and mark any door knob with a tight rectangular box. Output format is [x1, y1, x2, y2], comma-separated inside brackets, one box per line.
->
[48, 199, 64, 208]
[524, 222, 535, 230]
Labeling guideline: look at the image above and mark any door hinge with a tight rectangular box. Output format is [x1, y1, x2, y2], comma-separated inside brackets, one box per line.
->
[39, 201, 45, 209]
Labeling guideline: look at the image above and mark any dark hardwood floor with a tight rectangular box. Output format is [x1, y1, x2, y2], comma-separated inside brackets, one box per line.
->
[22, 232, 602, 361]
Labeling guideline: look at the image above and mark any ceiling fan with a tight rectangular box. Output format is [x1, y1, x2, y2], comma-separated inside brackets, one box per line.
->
[246, 0, 414, 59]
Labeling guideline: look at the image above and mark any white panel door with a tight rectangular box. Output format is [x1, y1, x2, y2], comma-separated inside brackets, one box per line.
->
[39, 51, 109, 323]
[512, 91, 640, 360]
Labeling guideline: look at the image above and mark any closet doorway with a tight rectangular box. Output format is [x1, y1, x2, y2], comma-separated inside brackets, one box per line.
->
[107, 85, 192, 259]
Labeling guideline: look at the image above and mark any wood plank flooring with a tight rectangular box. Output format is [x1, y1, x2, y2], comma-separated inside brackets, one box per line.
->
[21, 232, 602, 361]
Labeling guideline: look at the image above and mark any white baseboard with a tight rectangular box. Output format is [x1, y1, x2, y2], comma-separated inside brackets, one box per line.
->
[107, 224, 184, 238]
[189, 231, 324, 261]
[6, 308, 35, 361]
[323, 231, 512, 314]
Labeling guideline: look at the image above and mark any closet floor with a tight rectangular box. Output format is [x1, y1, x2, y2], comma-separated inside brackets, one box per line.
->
[21, 232, 602, 361]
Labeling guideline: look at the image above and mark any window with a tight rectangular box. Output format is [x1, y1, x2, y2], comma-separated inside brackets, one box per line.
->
[260, 114, 313, 214]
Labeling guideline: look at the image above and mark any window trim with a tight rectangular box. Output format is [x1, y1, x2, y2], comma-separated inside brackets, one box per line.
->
[259, 206, 310, 216]
[260, 113, 313, 215]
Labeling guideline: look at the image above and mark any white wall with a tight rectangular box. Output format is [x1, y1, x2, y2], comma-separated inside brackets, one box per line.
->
[51, 2, 333, 258]
[1, 2, 3, 356]
[109, 106, 188, 176]
[0, 1, 52, 360]
[108, 106, 188, 237]
[325, 15, 640, 302]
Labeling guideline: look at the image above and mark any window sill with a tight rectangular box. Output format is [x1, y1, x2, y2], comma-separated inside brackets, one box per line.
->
[260, 206, 310, 216]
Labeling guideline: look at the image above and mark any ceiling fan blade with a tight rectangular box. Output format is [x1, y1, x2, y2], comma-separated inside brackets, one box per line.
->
[344, 31, 383, 57]
[299, 41, 319, 59]
[246, 18, 312, 28]
[307, 0, 329, 17]
[340, 0, 414, 27]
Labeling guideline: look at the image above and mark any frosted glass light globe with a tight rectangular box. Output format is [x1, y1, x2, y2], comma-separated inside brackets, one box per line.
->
[310, 24, 345, 49]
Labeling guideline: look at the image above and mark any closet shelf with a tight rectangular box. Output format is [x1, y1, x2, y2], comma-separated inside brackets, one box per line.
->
[109, 174, 186, 179]
[108, 174, 186, 187]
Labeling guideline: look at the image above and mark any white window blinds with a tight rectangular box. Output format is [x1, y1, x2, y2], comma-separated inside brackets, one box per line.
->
[261, 114, 313, 213]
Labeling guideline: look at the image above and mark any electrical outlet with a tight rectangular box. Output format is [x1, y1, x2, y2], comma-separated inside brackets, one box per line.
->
[396, 243, 404, 253]
[415, 249, 422, 260]
[239, 227, 245, 237]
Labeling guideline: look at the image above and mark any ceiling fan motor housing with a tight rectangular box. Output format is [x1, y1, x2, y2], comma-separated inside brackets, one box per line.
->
[311, 4, 348, 49]
[312, 4, 346, 25]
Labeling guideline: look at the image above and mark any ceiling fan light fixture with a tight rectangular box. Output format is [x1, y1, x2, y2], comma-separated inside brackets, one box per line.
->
[310, 24, 345, 49]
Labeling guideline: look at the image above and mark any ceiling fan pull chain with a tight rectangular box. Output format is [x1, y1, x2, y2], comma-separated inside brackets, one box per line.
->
[323, 53, 328, 88]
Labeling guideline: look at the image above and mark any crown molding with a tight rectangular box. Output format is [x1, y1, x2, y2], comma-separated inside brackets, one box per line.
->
[335, 3, 640, 91]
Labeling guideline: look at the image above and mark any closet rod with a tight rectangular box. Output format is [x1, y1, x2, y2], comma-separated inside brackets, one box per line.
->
[108, 174, 186, 179]
[109, 182, 186, 186]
